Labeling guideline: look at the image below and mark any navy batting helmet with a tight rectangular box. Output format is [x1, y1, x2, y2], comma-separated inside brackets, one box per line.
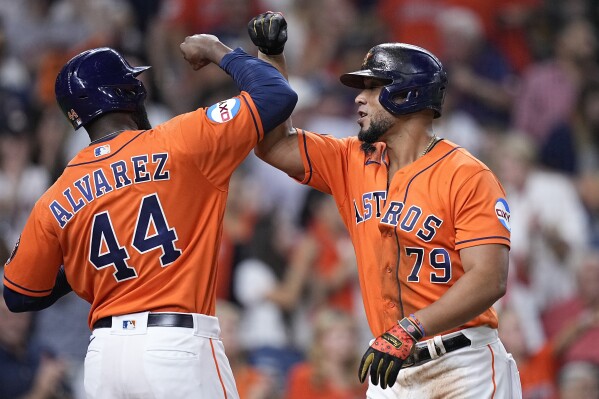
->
[340, 43, 447, 118]
[55, 47, 150, 130]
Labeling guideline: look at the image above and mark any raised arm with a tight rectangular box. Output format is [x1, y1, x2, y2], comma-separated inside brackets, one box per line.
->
[248, 12, 305, 181]
[180, 33, 298, 135]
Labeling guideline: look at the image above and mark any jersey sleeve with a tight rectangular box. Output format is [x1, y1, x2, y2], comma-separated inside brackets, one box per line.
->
[164, 91, 264, 189]
[295, 129, 351, 197]
[453, 169, 511, 250]
[3, 201, 63, 297]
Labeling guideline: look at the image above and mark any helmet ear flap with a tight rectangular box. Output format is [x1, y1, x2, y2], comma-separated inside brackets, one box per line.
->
[390, 89, 420, 106]
[379, 82, 445, 118]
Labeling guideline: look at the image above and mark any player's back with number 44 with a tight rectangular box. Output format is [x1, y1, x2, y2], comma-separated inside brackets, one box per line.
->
[3, 34, 297, 399]
[23, 114, 236, 321]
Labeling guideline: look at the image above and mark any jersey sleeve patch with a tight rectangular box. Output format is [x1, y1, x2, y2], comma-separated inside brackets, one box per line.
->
[5, 235, 20, 265]
[495, 198, 511, 232]
[206, 98, 241, 123]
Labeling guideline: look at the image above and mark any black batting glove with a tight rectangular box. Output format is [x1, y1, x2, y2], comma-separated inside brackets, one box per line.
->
[359, 317, 423, 389]
[248, 11, 287, 55]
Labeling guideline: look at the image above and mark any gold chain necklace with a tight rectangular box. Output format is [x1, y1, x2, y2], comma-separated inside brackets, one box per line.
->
[420, 135, 437, 157]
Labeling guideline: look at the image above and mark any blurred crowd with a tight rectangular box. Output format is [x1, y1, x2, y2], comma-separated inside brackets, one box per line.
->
[1, 0, 599, 398]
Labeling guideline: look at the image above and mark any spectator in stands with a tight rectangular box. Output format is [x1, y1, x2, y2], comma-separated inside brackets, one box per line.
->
[513, 18, 598, 142]
[233, 211, 303, 395]
[32, 296, 90, 399]
[285, 308, 365, 399]
[219, 169, 262, 303]
[578, 172, 599, 249]
[296, 189, 357, 315]
[543, 250, 599, 366]
[285, 189, 360, 350]
[500, 302, 599, 399]
[0, 101, 50, 252]
[496, 133, 589, 312]
[432, 73, 486, 158]
[147, 0, 260, 114]
[0, 17, 30, 95]
[499, 306, 556, 399]
[0, 269, 71, 399]
[377, 0, 540, 74]
[557, 362, 599, 399]
[216, 300, 276, 399]
[291, 0, 357, 78]
[437, 6, 515, 130]
[541, 81, 599, 175]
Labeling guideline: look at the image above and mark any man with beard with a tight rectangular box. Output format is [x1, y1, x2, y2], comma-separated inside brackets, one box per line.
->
[2, 34, 297, 399]
[248, 12, 521, 398]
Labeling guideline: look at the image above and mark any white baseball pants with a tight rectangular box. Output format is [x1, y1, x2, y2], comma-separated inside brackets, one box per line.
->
[366, 327, 522, 399]
[84, 312, 239, 399]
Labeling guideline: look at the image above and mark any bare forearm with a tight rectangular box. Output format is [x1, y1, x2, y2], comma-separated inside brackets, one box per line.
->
[254, 122, 295, 156]
[414, 268, 506, 336]
[415, 244, 509, 336]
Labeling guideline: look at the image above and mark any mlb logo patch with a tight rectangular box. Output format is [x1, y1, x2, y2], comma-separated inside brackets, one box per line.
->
[122, 320, 136, 330]
[94, 145, 111, 157]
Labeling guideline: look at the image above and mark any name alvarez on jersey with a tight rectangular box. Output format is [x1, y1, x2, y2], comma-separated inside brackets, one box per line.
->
[50, 152, 170, 228]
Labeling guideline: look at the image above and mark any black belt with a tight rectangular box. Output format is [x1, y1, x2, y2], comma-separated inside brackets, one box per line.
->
[93, 313, 194, 329]
[402, 333, 471, 368]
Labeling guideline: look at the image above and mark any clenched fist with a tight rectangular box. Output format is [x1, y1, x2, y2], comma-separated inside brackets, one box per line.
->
[180, 34, 231, 70]
[248, 12, 288, 55]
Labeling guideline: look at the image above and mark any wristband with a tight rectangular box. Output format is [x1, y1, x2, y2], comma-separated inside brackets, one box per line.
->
[398, 317, 424, 341]
[409, 313, 426, 338]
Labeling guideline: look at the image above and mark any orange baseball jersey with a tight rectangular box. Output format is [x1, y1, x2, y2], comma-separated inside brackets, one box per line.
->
[3, 92, 263, 329]
[294, 131, 511, 338]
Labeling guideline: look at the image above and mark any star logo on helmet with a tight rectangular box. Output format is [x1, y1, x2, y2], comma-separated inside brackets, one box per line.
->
[362, 51, 374, 68]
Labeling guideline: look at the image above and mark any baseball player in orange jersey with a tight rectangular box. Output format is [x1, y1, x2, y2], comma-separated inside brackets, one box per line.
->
[248, 12, 522, 398]
[2, 34, 297, 398]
